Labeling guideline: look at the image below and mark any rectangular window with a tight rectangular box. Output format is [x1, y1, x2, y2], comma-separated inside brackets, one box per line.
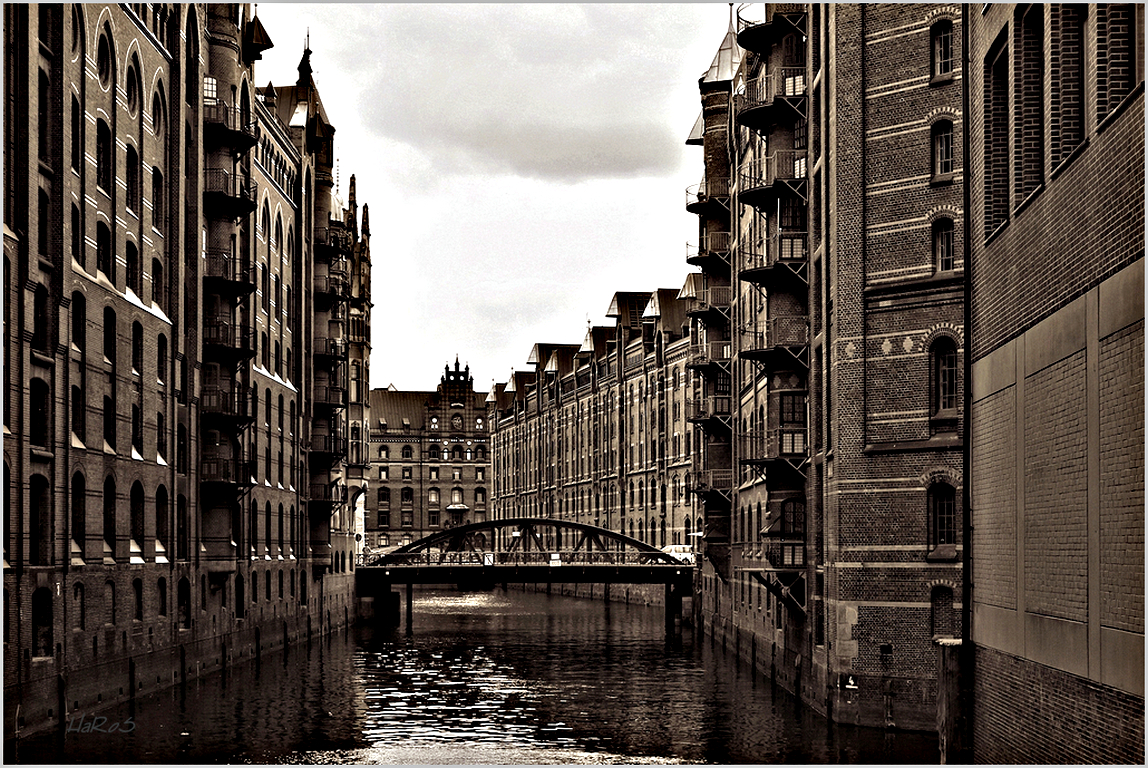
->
[984, 38, 1010, 236]
[1014, 5, 1044, 202]
[203, 76, 218, 105]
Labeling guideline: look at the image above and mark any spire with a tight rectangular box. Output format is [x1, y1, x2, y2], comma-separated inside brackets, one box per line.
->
[701, 7, 742, 85]
[297, 33, 313, 87]
[361, 204, 370, 238]
[348, 174, 357, 208]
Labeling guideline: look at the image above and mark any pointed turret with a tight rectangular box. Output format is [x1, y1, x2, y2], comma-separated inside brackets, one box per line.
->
[700, 13, 742, 87]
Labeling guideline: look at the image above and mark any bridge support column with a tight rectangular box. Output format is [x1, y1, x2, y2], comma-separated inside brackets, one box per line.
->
[665, 582, 683, 637]
[406, 583, 414, 635]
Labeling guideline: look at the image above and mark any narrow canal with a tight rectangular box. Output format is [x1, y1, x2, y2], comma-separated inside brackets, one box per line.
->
[9, 589, 938, 764]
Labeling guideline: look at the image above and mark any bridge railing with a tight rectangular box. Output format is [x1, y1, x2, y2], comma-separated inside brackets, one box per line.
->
[366, 549, 688, 568]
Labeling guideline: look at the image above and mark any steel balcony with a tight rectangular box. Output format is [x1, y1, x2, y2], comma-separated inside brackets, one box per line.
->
[740, 428, 808, 465]
[739, 232, 808, 287]
[740, 317, 809, 372]
[686, 285, 733, 319]
[313, 385, 346, 411]
[686, 230, 732, 270]
[685, 176, 731, 215]
[200, 456, 254, 487]
[738, 69, 808, 130]
[203, 168, 256, 217]
[736, 4, 807, 55]
[738, 151, 808, 209]
[202, 321, 257, 362]
[202, 103, 257, 152]
[200, 385, 254, 428]
[203, 248, 255, 295]
[686, 340, 732, 371]
[314, 226, 353, 259]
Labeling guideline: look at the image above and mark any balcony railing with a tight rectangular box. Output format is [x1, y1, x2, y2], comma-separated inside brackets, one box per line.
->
[313, 385, 346, 409]
[746, 68, 807, 106]
[200, 456, 253, 485]
[313, 337, 346, 358]
[689, 285, 732, 315]
[686, 176, 731, 212]
[203, 248, 254, 290]
[741, 428, 809, 462]
[313, 226, 353, 254]
[739, 151, 808, 196]
[739, 232, 808, 277]
[202, 103, 257, 149]
[742, 316, 809, 351]
[202, 321, 256, 357]
[309, 434, 347, 456]
[314, 272, 349, 298]
[687, 230, 733, 266]
[736, 4, 806, 54]
[200, 385, 252, 421]
[203, 168, 256, 214]
[688, 340, 732, 368]
[764, 540, 806, 570]
[686, 396, 732, 422]
[309, 483, 348, 503]
[689, 469, 734, 495]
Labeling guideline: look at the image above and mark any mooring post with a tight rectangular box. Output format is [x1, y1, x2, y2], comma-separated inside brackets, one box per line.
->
[405, 582, 414, 635]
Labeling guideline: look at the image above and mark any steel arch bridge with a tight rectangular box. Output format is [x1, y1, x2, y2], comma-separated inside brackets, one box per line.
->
[356, 518, 695, 635]
[364, 517, 688, 568]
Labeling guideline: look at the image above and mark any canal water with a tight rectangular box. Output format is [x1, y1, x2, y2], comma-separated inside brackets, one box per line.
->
[9, 589, 938, 764]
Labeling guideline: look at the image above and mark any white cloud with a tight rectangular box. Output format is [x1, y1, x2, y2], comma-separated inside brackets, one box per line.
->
[253, 3, 733, 390]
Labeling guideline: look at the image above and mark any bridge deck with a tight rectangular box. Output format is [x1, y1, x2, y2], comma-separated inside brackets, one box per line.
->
[358, 562, 692, 587]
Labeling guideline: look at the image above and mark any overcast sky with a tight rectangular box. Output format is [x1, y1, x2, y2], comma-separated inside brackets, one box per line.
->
[253, 4, 735, 392]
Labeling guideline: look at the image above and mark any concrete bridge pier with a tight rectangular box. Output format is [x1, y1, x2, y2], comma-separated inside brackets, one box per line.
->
[406, 583, 414, 635]
[665, 582, 684, 638]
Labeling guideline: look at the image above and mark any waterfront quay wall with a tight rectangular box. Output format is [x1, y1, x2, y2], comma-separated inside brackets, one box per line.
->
[5, 571, 355, 742]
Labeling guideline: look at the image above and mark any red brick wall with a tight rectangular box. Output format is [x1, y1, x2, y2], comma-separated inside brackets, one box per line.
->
[973, 644, 1145, 764]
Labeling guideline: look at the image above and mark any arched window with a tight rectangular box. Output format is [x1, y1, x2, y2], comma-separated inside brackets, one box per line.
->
[400, 488, 413, 505]
[377, 487, 390, 507]
[71, 472, 86, 558]
[96, 221, 112, 281]
[931, 338, 959, 416]
[401, 445, 413, 460]
[130, 482, 145, 563]
[933, 218, 955, 273]
[155, 485, 169, 561]
[931, 20, 954, 80]
[932, 120, 954, 178]
[152, 168, 165, 233]
[29, 475, 50, 566]
[151, 258, 164, 310]
[103, 476, 116, 559]
[96, 119, 112, 191]
[931, 586, 955, 638]
[132, 578, 143, 621]
[929, 483, 957, 550]
[30, 378, 49, 447]
[451, 488, 463, 505]
[125, 144, 140, 212]
[31, 588, 53, 657]
[177, 577, 191, 628]
[157, 577, 167, 616]
[73, 582, 86, 630]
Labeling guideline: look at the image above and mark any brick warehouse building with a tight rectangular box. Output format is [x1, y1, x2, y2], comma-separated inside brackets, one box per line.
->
[966, 3, 1144, 763]
[4, 3, 370, 739]
[677, 3, 968, 733]
[488, 290, 701, 593]
[365, 360, 490, 549]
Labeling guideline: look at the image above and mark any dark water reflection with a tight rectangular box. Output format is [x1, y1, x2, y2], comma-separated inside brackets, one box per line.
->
[9, 589, 938, 764]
